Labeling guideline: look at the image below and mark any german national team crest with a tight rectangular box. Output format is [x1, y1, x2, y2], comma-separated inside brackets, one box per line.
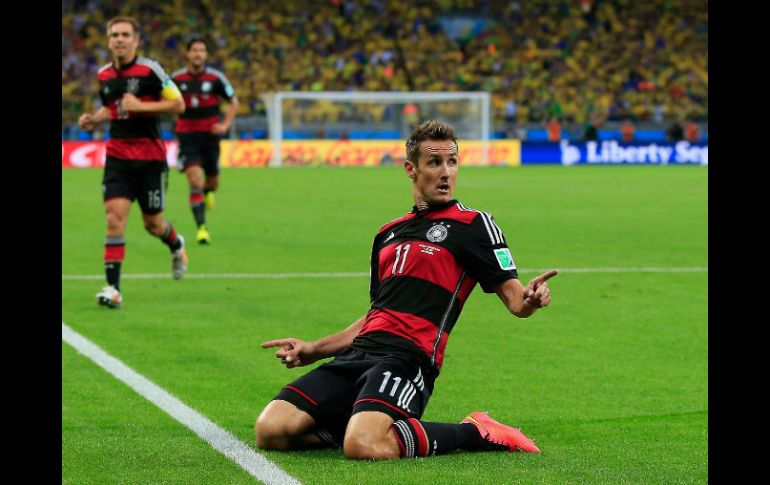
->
[126, 78, 140, 94]
[426, 224, 448, 243]
[201, 81, 212, 93]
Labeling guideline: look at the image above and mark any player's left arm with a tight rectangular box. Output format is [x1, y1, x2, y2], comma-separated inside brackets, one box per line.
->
[462, 212, 557, 318]
[212, 75, 239, 135]
[121, 82, 185, 114]
[493, 269, 558, 318]
[212, 94, 239, 135]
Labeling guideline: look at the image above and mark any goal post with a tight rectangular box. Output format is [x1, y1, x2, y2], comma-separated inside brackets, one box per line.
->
[262, 91, 491, 167]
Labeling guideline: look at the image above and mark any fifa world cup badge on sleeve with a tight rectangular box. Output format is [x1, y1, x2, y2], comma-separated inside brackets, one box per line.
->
[494, 248, 516, 270]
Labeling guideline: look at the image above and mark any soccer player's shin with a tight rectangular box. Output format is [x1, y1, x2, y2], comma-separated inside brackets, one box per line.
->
[159, 221, 188, 279]
[104, 236, 125, 290]
[160, 221, 182, 251]
[390, 418, 481, 457]
[189, 189, 206, 227]
[98, 236, 125, 308]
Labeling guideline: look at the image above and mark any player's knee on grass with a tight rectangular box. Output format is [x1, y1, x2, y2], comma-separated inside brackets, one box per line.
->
[342, 431, 400, 461]
[254, 415, 292, 450]
[255, 400, 317, 450]
[342, 412, 400, 460]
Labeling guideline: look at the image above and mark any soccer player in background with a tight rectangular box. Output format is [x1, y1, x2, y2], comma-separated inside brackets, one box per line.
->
[78, 16, 188, 309]
[171, 38, 238, 244]
[255, 120, 558, 460]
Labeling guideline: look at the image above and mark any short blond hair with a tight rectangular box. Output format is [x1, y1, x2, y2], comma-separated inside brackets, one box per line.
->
[107, 15, 139, 36]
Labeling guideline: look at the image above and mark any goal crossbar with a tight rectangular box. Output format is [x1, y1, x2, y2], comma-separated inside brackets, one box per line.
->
[263, 91, 491, 166]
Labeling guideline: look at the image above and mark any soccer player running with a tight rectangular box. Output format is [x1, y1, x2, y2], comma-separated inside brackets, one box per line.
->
[256, 120, 558, 459]
[171, 39, 238, 244]
[78, 16, 188, 309]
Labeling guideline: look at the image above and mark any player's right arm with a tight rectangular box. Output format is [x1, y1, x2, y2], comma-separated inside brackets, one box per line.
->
[261, 314, 367, 368]
[78, 107, 111, 131]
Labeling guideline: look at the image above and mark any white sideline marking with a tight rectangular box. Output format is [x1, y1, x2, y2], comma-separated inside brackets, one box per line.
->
[62, 323, 301, 485]
[62, 267, 707, 280]
[62, 271, 369, 280]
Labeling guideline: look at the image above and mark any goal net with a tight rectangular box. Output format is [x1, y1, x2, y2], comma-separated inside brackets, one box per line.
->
[262, 91, 491, 167]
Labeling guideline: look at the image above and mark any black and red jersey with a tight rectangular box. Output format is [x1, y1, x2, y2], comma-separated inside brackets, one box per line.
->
[98, 56, 176, 163]
[351, 200, 519, 377]
[171, 66, 235, 134]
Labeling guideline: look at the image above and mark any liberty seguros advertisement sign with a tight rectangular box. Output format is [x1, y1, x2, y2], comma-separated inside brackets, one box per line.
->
[522, 140, 708, 165]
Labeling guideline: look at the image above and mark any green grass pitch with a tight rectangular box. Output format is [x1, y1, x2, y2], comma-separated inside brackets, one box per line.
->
[62, 165, 707, 484]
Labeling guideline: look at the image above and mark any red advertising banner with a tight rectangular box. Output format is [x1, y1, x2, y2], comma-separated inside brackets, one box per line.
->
[61, 141, 179, 168]
[62, 140, 519, 167]
[219, 140, 521, 167]
[61, 142, 106, 168]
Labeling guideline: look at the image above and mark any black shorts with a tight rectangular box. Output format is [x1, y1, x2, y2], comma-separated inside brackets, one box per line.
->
[102, 158, 169, 215]
[177, 133, 220, 176]
[274, 348, 435, 447]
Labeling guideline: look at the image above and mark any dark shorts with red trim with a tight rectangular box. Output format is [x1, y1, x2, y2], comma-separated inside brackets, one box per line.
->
[102, 157, 169, 215]
[177, 133, 220, 176]
[274, 347, 435, 447]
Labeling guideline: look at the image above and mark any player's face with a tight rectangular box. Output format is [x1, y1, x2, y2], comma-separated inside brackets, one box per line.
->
[108, 22, 139, 62]
[407, 139, 458, 207]
[187, 43, 208, 68]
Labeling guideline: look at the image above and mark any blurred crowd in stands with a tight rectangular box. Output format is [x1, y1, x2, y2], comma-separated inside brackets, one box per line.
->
[62, 0, 707, 139]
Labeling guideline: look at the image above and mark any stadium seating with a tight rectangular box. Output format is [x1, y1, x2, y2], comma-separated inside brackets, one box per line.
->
[62, 0, 707, 140]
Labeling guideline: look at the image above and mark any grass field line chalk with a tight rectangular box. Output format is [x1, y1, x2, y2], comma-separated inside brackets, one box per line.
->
[62, 322, 301, 485]
[62, 267, 708, 280]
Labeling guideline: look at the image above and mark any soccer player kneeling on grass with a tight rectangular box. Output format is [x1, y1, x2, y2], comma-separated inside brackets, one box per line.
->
[255, 120, 557, 459]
